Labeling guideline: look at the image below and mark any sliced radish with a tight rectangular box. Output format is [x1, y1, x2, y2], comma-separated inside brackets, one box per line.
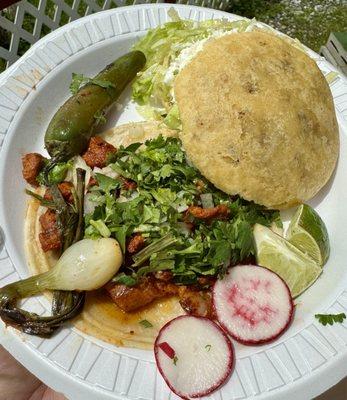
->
[213, 265, 294, 345]
[154, 316, 234, 399]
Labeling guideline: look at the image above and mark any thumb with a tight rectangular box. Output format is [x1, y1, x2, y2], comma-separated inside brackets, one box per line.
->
[29, 385, 67, 400]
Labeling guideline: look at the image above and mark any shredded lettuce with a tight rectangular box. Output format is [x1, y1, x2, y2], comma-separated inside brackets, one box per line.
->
[163, 104, 182, 130]
[132, 13, 251, 127]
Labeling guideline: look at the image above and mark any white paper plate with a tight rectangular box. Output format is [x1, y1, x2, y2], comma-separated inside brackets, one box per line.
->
[0, 4, 346, 400]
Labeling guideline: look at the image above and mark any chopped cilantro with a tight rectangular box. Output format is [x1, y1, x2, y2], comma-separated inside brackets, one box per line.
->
[69, 72, 116, 95]
[205, 344, 212, 351]
[90, 219, 111, 238]
[315, 313, 346, 326]
[112, 273, 138, 287]
[173, 356, 178, 365]
[36, 159, 72, 186]
[84, 135, 281, 285]
[94, 110, 107, 125]
[94, 173, 120, 193]
[139, 319, 153, 328]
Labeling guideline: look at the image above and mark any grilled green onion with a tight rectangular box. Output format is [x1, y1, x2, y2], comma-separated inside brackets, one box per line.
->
[0, 238, 122, 302]
[0, 238, 122, 336]
[132, 233, 178, 268]
[0, 168, 122, 336]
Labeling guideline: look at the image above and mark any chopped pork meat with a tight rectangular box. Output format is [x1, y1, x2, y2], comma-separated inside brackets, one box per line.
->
[82, 136, 116, 168]
[187, 204, 230, 220]
[106, 277, 214, 318]
[22, 153, 45, 187]
[105, 277, 178, 312]
[38, 209, 61, 252]
[127, 234, 145, 254]
[44, 181, 74, 204]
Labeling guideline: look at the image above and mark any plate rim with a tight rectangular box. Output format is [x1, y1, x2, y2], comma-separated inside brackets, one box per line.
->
[0, 3, 346, 400]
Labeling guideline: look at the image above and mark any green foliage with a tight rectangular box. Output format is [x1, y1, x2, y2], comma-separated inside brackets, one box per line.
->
[315, 313, 346, 326]
[228, 0, 347, 52]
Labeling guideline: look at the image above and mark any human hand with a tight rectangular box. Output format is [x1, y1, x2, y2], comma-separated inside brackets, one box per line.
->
[0, 345, 66, 400]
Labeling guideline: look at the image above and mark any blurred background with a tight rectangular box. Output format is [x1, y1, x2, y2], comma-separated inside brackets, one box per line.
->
[0, 0, 346, 73]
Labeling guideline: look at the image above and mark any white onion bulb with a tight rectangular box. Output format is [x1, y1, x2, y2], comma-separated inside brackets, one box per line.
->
[50, 238, 123, 291]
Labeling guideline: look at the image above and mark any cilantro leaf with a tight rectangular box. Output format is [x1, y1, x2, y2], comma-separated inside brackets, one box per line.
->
[69, 73, 86, 95]
[235, 220, 253, 260]
[112, 273, 138, 286]
[94, 110, 107, 125]
[111, 225, 129, 253]
[94, 173, 120, 193]
[142, 205, 161, 224]
[315, 313, 346, 326]
[139, 319, 153, 328]
[90, 219, 111, 238]
[69, 72, 116, 95]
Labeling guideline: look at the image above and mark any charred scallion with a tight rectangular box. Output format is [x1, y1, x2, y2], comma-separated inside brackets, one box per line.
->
[51, 168, 85, 317]
[0, 238, 122, 335]
[131, 233, 178, 268]
[0, 169, 123, 337]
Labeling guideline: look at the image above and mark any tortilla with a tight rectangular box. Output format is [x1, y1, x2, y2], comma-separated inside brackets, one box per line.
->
[24, 122, 183, 350]
[174, 31, 339, 209]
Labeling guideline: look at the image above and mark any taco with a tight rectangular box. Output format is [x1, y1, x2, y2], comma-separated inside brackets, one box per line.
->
[23, 121, 280, 348]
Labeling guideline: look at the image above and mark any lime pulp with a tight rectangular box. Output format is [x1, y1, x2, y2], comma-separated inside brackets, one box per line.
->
[253, 223, 322, 298]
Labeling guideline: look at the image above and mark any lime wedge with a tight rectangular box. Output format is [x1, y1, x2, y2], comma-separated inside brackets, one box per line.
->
[253, 224, 322, 298]
[286, 204, 330, 266]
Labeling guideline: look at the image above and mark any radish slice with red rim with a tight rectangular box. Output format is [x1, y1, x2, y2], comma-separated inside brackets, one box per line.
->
[213, 265, 294, 345]
[154, 316, 234, 399]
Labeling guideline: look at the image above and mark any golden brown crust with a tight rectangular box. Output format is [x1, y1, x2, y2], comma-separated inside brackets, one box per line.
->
[105, 277, 179, 312]
[175, 31, 339, 209]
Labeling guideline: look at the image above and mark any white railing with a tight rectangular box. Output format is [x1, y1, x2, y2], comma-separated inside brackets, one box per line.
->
[0, 0, 230, 70]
